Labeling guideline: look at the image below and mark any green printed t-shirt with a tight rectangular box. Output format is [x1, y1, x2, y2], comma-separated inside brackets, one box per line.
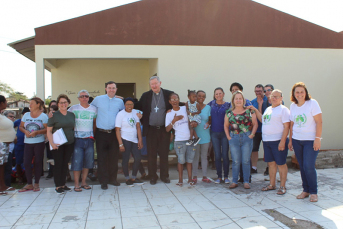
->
[48, 111, 75, 144]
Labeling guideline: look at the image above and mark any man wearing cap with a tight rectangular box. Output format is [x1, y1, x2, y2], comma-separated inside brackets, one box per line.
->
[135, 76, 174, 185]
[91, 81, 124, 190]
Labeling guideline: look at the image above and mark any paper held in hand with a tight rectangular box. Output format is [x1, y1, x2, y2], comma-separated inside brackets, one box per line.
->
[50, 128, 68, 150]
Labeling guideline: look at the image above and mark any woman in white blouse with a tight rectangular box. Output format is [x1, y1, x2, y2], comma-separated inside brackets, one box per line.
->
[288, 82, 322, 202]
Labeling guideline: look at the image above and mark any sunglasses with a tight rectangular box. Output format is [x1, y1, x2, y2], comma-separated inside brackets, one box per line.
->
[264, 89, 272, 93]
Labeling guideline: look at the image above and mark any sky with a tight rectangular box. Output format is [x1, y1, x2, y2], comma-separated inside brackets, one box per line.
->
[1, 0, 342, 99]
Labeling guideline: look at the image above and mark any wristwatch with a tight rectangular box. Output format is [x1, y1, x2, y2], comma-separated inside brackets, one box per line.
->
[119, 144, 124, 147]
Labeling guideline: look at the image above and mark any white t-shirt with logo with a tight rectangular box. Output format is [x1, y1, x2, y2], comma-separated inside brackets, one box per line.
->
[290, 99, 322, 141]
[115, 110, 140, 143]
[68, 104, 97, 138]
[165, 106, 190, 141]
[262, 105, 290, 141]
[22, 112, 48, 144]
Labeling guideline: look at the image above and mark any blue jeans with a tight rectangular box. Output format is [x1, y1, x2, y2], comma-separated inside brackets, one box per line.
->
[229, 131, 253, 184]
[292, 139, 319, 194]
[71, 138, 94, 171]
[122, 139, 141, 179]
[211, 131, 229, 178]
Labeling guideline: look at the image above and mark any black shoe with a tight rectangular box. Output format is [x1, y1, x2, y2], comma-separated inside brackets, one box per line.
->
[46, 175, 53, 179]
[193, 138, 201, 146]
[110, 180, 121, 186]
[161, 177, 170, 183]
[55, 187, 65, 194]
[126, 179, 134, 187]
[63, 186, 72, 192]
[141, 174, 149, 181]
[101, 184, 108, 190]
[264, 167, 269, 176]
[133, 178, 144, 185]
[150, 178, 157, 185]
[251, 168, 257, 174]
[249, 175, 252, 183]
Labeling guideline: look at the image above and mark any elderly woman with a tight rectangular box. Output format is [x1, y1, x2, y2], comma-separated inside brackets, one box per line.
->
[192, 90, 211, 183]
[288, 82, 322, 202]
[47, 94, 75, 194]
[0, 95, 16, 195]
[115, 97, 144, 186]
[208, 87, 231, 184]
[18, 97, 48, 192]
[224, 91, 257, 189]
[251, 90, 290, 195]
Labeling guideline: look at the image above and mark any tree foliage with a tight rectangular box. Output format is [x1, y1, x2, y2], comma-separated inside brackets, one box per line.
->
[0, 81, 14, 95]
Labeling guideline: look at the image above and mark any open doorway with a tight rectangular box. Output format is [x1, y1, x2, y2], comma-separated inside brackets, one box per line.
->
[115, 83, 136, 99]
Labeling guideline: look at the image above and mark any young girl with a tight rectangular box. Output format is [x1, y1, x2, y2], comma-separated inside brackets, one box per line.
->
[185, 90, 201, 146]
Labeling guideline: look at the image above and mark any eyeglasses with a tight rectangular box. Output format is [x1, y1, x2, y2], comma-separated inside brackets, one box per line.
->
[170, 99, 179, 102]
[8, 116, 15, 118]
[59, 101, 69, 105]
[79, 95, 89, 98]
[264, 89, 272, 93]
[270, 96, 281, 99]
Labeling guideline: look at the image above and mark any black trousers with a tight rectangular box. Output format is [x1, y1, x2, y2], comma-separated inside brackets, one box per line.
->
[95, 130, 119, 184]
[147, 126, 170, 180]
[52, 143, 74, 187]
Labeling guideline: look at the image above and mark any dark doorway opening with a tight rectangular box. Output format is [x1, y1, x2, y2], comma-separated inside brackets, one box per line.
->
[116, 83, 136, 99]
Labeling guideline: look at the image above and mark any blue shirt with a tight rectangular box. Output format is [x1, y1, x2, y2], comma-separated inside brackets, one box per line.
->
[207, 100, 230, 133]
[251, 95, 268, 133]
[91, 95, 124, 130]
[14, 119, 25, 146]
[194, 105, 211, 144]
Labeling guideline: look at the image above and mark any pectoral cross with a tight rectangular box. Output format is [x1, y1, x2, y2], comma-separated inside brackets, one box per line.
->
[154, 106, 159, 113]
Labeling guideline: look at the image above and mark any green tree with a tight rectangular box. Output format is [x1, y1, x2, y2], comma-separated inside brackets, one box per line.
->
[0, 81, 14, 95]
[8, 91, 28, 101]
[45, 96, 52, 105]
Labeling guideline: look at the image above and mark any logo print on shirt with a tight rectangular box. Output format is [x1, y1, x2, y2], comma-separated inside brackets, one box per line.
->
[294, 114, 307, 127]
[263, 114, 271, 124]
[127, 117, 136, 127]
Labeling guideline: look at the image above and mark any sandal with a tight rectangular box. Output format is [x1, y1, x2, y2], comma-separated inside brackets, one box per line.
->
[296, 192, 310, 199]
[18, 186, 33, 193]
[5, 187, 15, 191]
[262, 184, 276, 191]
[310, 194, 318, 202]
[229, 183, 238, 189]
[192, 178, 197, 184]
[33, 187, 40, 192]
[188, 181, 196, 186]
[0, 191, 7, 196]
[74, 187, 82, 192]
[277, 186, 286, 195]
[176, 182, 183, 187]
[81, 185, 92, 190]
[202, 178, 211, 183]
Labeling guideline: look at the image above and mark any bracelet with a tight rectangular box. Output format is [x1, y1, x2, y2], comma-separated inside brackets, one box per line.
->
[315, 137, 322, 140]
[250, 134, 255, 137]
[119, 144, 124, 147]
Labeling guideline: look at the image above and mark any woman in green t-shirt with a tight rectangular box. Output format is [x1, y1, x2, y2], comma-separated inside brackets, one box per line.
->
[47, 94, 75, 194]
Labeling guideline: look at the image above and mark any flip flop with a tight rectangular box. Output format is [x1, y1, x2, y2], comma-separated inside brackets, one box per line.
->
[33, 187, 40, 192]
[296, 192, 310, 199]
[202, 178, 211, 183]
[277, 187, 286, 195]
[192, 178, 197, 184]
[188, 181, 196, 186]
[74, 187, 82, 192]
[310, 194, 318, 202]
[176, 182, 183, 187]
[5, 187, 15, 191]
[0, 191, 8, 196]
[18, 187, 33, 193]
[81, 185, 92, 190]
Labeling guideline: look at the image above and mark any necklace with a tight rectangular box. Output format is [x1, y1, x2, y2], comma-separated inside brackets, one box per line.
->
[153, 91, 162, 113]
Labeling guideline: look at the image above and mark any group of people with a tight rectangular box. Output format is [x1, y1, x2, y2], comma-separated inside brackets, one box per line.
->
[0, 77, 322, 203]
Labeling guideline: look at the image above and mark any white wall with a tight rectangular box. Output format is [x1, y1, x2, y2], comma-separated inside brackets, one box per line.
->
[35, 45, 343, 151]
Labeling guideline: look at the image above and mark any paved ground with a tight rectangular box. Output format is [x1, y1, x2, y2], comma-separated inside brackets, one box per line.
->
[1, 164, 343, 229]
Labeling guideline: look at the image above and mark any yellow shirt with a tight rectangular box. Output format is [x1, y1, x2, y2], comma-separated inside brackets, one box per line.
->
[0, 114, 16, 142]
